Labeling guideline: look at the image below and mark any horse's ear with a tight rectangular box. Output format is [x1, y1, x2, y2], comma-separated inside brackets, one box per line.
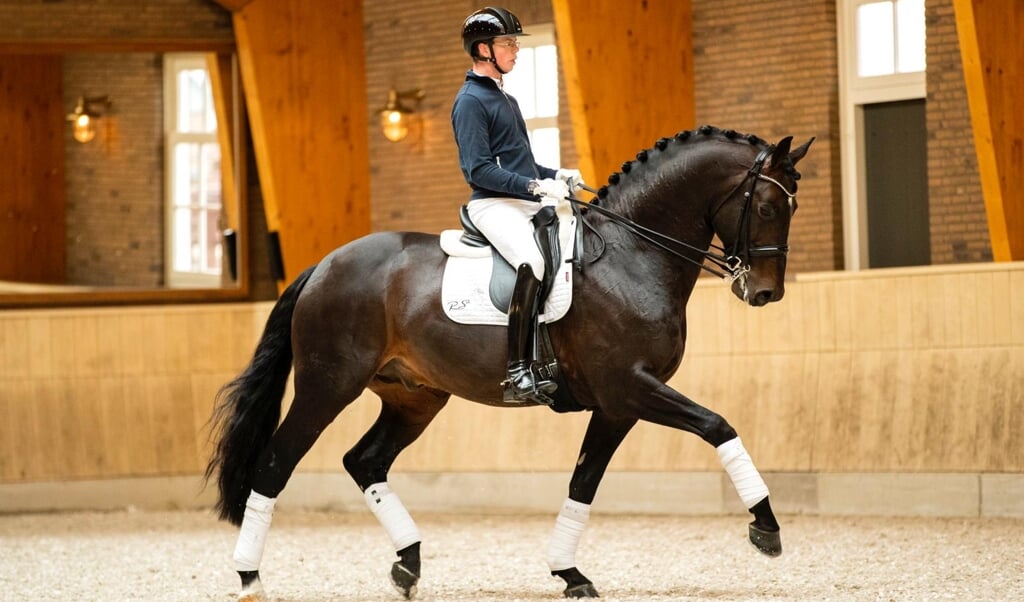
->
[769, 136, 793, 168]
[788, 136, 815, 166]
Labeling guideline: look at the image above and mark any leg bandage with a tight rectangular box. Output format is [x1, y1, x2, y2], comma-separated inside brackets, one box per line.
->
[364, 482, 421, 552]
[717, 437, 769, 508]
[546, 498, 591, 572]
[233, 491, 277, 572]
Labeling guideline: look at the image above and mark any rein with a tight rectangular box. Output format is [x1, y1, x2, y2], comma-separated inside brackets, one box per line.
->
[567, 147, 795, 281]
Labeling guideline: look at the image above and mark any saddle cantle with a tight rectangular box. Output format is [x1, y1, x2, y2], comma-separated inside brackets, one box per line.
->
[439, 201, 577, 324]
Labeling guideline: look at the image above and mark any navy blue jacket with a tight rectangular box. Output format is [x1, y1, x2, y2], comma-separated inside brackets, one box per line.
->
[451, 70, 557, 201]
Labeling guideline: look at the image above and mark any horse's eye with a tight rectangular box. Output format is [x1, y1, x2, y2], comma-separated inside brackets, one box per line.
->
[757, 202, 777, 220]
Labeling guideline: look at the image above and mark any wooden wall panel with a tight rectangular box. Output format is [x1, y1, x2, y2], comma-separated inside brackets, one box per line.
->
[954, 0, 1024, 261]
[0, 55, 66, 283]
[0, 264, 1022, 485]
[233, 0, 371, 285]
[552, 0, 695, 185]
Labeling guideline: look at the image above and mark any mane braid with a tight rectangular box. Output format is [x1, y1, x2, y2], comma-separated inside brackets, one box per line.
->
[592, 125, 772, 206]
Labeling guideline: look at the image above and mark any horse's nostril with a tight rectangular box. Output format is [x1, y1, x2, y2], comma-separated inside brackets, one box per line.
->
[753, 290, 774, 305]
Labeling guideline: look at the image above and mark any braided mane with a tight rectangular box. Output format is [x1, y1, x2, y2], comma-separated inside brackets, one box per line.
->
[590, 125, 799, 207]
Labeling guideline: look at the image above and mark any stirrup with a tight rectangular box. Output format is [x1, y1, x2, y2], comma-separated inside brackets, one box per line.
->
[502, 362, 557, 405]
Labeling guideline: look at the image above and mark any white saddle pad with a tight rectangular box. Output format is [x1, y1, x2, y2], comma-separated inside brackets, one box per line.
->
[440, 203, 576, 326]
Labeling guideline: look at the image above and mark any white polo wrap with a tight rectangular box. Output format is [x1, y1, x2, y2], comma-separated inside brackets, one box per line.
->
[546, 497, 591, 572]
[364, 482, 421, 551]
[717, 437, 769, 508]
[232, 491, 277, 572]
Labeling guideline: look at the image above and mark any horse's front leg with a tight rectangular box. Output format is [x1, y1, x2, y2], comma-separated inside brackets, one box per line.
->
[624, 372, 782, 557]
[549, 410, 637, 598]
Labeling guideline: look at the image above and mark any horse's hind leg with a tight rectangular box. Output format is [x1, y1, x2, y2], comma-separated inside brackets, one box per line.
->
[548, 410, 636, 598]
[233, 367, 376, 599]
[343, 384, 449, 600]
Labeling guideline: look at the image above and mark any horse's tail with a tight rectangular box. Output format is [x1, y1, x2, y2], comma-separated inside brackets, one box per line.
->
[204, 265, 317, 525]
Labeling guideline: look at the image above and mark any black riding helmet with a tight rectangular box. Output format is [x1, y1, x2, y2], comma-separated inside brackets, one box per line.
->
[462, 7, 528, 72]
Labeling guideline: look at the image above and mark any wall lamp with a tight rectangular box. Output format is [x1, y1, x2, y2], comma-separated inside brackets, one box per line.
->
[66, 95, 111, 143]
[379, 88, 425, 142]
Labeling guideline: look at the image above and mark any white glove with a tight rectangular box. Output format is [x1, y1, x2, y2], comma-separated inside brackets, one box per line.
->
[531, 178, 570, 203]
[555, 168, 585, 192]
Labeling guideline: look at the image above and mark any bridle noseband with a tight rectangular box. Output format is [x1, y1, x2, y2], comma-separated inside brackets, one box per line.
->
[569, 145, 796, 282]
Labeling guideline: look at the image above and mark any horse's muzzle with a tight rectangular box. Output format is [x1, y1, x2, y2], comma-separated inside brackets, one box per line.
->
[731, 274, 784, 306]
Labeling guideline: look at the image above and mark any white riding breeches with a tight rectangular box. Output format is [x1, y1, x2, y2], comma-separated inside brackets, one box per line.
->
[466, 197, 545, 280]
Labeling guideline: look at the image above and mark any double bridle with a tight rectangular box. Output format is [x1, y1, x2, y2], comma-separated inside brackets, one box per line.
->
[569, 146, 796, 282]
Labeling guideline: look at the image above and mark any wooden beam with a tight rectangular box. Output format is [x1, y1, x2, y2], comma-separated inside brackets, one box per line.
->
[954, 0, 1024, 261]
[233, 0, 372, 285]
[552, 0, 694, 185]
[206, 53, 239, 233]
[213, 0, 257, 12]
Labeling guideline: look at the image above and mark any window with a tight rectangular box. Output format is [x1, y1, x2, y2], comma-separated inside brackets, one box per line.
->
[856, 0, 926, 77]
[164, 54, 222, 288]
[838, 0, 927, 269]
[503, 24, 561, 169]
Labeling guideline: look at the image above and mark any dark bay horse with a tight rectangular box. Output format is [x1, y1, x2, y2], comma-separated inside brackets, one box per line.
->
[206, 125, 813, 600]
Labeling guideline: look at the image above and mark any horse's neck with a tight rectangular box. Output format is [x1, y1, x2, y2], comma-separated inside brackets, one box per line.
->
[592, 197, 713, 305]
[591, 145, 733, 300]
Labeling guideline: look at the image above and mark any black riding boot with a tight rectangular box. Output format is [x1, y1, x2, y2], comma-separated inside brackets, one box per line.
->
[503, 263, 557, 403]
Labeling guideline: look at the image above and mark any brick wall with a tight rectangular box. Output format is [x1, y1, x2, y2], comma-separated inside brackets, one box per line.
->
[63, 53, 164, 286]
[691, 0, 842, 273]
[0, 0, 232, 42]
[925, 0, 990, 263]
[362, 0, 575, 235]
[364, 0, 989, 274]
[363, 1, 845, 273]
[2, 0, 993, 290]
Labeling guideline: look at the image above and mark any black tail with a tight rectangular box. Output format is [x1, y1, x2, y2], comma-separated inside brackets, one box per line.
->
[204, 265, 317, 525]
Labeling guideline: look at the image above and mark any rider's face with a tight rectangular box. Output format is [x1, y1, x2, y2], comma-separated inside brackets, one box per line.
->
[489, 36, 519, 71]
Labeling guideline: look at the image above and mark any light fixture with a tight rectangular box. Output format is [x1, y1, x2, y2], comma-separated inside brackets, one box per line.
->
[379, 88, 425, 143]
[66, 95, 111, 143]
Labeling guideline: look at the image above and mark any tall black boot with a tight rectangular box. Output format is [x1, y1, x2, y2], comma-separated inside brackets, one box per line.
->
[503, 263, 557, 403]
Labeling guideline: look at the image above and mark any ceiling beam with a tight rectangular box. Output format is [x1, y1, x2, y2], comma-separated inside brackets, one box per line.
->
[955, 0, 1024, 261]
[552, 0, 694, 186]
[212, 0, 256, 12]
[232, 0, 371, 285]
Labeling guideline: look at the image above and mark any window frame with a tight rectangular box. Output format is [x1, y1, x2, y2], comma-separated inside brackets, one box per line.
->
[838, 0, 927, 270]
[163, 53, 223, 289]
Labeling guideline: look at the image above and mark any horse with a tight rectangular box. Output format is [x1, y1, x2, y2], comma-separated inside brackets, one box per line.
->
[205, 125, 814, 600]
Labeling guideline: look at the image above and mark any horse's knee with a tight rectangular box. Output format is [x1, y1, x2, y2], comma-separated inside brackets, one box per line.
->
[705, 419, 737, 447]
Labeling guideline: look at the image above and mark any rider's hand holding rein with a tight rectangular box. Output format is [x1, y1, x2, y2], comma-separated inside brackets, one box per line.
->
[530, 177, 570, 206]
[556, 168, 585, 194]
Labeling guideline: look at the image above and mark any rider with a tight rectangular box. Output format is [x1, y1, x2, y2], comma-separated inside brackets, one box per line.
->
[452, 6, 584, 403]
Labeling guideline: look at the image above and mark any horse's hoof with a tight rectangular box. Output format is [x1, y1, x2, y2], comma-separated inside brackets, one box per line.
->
[390, 561, 419, 600]
[564, 582, 600, 598]
[552, 567, 599, 598]
[748, 522, 782, 557]
[237, 571, 265, 602]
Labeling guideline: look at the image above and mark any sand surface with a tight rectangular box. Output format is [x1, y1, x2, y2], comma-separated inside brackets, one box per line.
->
[1, 509, 1022, 601]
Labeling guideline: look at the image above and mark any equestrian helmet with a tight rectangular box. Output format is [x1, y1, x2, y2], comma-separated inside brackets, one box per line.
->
[462, 7, 527, 57]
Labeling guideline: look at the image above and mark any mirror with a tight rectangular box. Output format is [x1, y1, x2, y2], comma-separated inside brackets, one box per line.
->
[0, 50, 247, 308]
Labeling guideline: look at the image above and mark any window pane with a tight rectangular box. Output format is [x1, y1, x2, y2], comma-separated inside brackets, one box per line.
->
[177, 68, 217, 133]
[205, 210, 223, 272]
[505, 48, 536, 118]
[201, 142, 222, 210]
[896, 0, 926, 73]
[173, 143, 200, 209]
[173, 207, 193, 271]
[531, 127, 560, 169]
[535, 45, 559, 118]
[857, 2, 895, 77]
